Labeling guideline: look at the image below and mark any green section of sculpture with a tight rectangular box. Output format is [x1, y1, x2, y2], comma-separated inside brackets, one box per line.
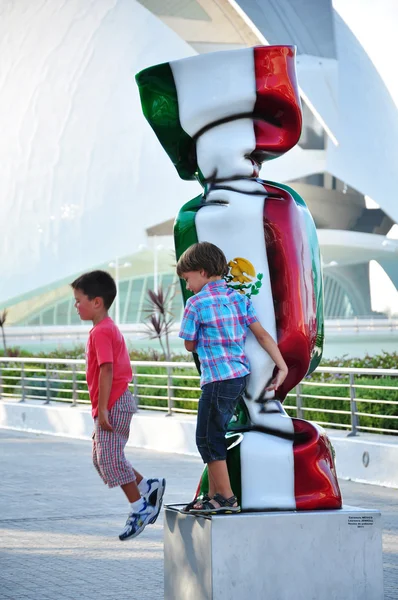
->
[136, 63, 197, 181]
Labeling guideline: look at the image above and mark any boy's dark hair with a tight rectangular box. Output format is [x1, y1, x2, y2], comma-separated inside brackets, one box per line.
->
[176, 242, 228, 278]
[71, 270, 117, 309]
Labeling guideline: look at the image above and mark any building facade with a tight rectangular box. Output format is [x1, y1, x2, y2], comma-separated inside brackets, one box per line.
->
[1, 0, 398, 328]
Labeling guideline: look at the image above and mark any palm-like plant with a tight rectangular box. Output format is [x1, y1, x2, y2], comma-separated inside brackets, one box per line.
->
[144, 285, 176, 415]
[144, 286, 176, 360]
[0, 309, 7, 356]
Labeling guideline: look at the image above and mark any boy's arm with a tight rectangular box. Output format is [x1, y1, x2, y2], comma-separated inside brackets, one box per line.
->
[93, 327, 114, 431]
[249, 321, 288, 390]
[179, 298, 199, 353]
[98, 363, 113, 430]
[184, 340, 196, 352]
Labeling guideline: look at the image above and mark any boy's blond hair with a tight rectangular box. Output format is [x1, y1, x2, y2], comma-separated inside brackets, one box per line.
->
[176, 242, 228, 278]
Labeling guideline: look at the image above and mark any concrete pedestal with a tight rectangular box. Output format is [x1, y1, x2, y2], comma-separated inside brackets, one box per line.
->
[164, 505, 384, 600]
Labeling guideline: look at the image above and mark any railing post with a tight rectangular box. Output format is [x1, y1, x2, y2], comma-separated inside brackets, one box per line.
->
[19, 362, 26, 403]
[347, 372, 359, 437]
[43, 362, 51, 405]
[132, 364, 138, 400]
[165, 365, 173, 417]
[0, 362, 3, 399]
[296, 383, 303, 419]
[71, 364, 78, 407]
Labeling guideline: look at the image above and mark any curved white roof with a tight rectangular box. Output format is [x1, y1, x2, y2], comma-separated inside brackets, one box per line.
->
[0, 0, 200, 303]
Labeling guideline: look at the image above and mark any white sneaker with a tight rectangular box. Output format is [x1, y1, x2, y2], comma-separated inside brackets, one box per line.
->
[143, 478, 166, 524]
[119, 498, 155, 541]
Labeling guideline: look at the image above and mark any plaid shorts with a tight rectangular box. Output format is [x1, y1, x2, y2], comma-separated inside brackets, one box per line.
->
[92, 389, 138, 488]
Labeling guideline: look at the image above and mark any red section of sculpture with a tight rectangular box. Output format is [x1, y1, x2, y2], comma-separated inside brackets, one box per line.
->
[292, 418, 342, 509]
[260, 181, 342, 509]
[253, 46, 302, 159]
[263, 182, 317, 399]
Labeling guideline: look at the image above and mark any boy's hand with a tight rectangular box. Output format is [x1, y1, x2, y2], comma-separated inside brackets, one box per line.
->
[265, 367, 288, 391]
[98, 409, 113, 431]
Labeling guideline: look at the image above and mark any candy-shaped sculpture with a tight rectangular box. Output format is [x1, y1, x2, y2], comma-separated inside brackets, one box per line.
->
[136, 46, 342, 511]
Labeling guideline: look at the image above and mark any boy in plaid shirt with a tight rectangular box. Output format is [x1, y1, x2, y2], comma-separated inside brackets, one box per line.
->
[177, 242, 288, 514]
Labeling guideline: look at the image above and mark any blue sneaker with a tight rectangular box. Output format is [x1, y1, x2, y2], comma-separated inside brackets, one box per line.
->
[119, 498, 155, 541]
[144, 478, 166, 524]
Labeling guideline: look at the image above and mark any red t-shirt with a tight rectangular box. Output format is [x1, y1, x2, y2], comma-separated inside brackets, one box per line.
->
[86, 317, 132, 418]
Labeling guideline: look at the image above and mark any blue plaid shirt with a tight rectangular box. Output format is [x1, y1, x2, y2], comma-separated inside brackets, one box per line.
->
[179, 280, 258, 387]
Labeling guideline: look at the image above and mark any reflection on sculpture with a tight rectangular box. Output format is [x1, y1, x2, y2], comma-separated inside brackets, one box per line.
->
[136, 46, 342, 511]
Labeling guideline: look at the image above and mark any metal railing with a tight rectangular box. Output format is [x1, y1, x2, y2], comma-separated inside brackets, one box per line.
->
[324, 317, 398, 332]
[0, 357, 397, 436]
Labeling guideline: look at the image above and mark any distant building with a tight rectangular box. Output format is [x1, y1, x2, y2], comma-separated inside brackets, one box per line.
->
[2, 0, 398, 328]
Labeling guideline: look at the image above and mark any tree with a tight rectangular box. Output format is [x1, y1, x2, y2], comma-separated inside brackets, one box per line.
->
[0, 309, 7, 356]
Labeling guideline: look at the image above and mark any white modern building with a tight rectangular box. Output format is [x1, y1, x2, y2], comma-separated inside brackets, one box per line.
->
[1, 0, 398, 353]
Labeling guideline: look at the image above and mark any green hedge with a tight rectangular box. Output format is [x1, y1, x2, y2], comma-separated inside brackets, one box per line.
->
[294, 351, 398, 433]
[285, 376, 398, 433]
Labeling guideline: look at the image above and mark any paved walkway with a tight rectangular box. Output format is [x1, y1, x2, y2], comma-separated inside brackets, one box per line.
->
[0, 430, 397, 600]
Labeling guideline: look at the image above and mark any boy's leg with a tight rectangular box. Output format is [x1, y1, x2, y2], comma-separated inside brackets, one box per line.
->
[121, 472, 166, 511]
[120, 470, 144, 502]
[99, 392, 154, 540]
[193, 382, 236, 507]
[114, 421, 165, 520]
[193, 377, 246, 511]
[193, 382, 215, 508]
[106, 391, 166, 538]
[121, 481, 141, 503]
[207, 460, 234, 501]
[133, 469, 143, 484]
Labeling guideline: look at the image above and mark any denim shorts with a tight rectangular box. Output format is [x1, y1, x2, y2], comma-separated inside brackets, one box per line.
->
[196, 376, 247, 463]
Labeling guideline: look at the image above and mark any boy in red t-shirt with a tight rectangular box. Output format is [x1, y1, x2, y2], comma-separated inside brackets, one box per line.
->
[71, 270, 165, 541]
